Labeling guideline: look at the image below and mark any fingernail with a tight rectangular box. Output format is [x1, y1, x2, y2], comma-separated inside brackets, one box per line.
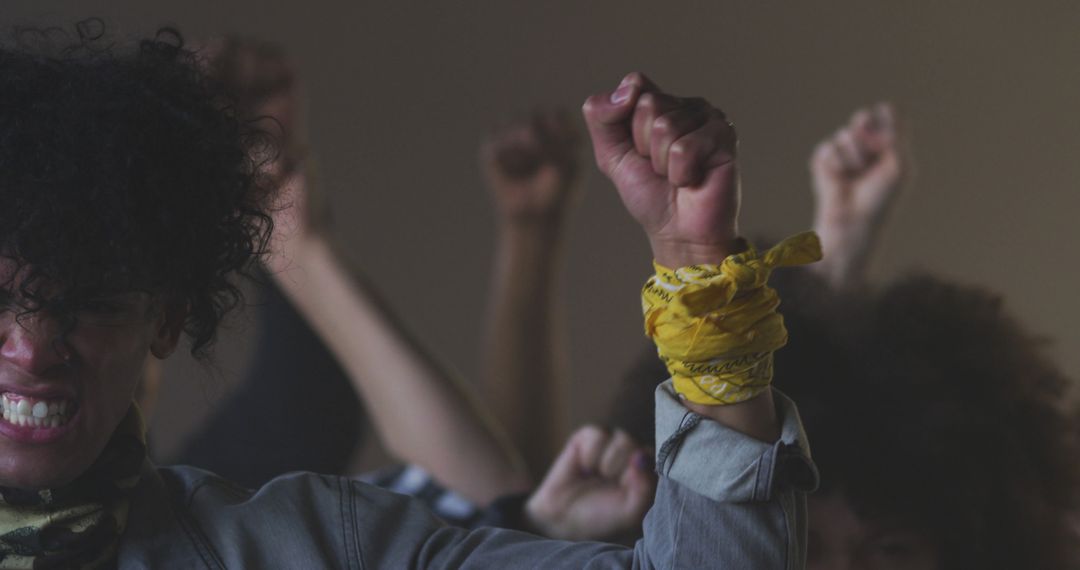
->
[610, 84, 633, 104]
[633, 452, 651, 471]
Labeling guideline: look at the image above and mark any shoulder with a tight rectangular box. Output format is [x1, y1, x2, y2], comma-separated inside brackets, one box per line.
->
[127, 464, 531, 570]
[133, 465, 383, 569]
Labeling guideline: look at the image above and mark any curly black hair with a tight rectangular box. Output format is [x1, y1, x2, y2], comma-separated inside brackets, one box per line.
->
[772, 272, 1080, 570]
[0, 20, 273, 357]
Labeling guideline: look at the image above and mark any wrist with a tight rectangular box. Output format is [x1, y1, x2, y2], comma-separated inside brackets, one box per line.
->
[498, 210, 570, 235]
[497, 220, 567, 253]
[648, 236, 738, 268]
[812, 218, 878, 288]
[264, 231, 331, 276]
[522, 495, 558, 538]
[812, 203, 889, 250]
[683, 389, 780, 442]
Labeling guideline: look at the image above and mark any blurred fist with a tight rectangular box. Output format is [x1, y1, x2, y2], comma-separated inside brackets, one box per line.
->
[525, 425, 655, 544]
[202, 36, 304, 182]
[481, 110, 581, 223]
[582, 72, 740, 267]
[202, 38, 326, 272]
[810, 102, 905, 231]
[809, 103, 908, 287]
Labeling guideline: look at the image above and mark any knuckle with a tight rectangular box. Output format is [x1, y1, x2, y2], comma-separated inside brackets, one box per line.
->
[652, 116, 673, 135]
[576, 424, 607, 442]
[611, 430, 636, 449]
[636, 92, 658, 112]
[581, 96, 599, 118]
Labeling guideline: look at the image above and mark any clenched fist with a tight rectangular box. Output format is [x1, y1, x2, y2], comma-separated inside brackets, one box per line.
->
[809, 103, 907, 288]
[525, 426, 655, 544]
[481, 110, 581, 224]
[582, 72, 740, 267]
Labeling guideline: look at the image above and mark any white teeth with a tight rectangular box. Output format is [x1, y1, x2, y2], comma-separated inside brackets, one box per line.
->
[0, 394, 74, 429]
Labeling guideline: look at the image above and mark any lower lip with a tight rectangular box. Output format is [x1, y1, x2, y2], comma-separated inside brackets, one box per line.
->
[0, 408, 79, 444]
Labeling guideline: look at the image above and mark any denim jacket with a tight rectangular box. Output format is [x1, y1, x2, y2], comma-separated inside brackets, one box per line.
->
[116, 384, 816, 569]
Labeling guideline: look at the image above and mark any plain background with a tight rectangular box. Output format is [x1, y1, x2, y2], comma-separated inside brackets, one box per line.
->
[5, 1, 1079, 467]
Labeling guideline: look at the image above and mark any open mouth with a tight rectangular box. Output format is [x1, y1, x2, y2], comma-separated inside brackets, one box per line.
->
[1, 393, 75, 429]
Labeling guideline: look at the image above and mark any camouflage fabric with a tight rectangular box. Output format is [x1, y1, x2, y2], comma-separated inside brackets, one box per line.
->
[0, 406, 144, 569]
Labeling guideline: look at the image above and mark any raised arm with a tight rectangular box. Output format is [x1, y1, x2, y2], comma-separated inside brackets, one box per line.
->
[267, 174, 531, 505]
[479, 111, 580, 477]
[212, 38, 534, 503]
[582, 72, 782, 439]
[809, 103, 907, 289]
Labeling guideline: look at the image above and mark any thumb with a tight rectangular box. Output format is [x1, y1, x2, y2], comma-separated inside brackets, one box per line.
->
[582, 72, 655, 176]
[860, 149, 902, 206]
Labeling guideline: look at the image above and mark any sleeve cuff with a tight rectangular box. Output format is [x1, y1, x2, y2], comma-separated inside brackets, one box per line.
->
[653, 380, 818, 502]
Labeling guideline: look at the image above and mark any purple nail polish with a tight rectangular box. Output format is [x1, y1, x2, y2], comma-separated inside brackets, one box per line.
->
[633, 452, 651, 471]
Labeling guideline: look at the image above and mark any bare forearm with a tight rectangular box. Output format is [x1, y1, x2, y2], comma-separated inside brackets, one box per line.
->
[481, 222, 569, 477]
[271, 236, 531, 503]
[810, 217, 877, 290]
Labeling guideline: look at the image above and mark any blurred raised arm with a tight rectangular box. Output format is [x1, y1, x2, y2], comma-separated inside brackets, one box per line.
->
[214, 37, 531, 504]
[479, 111, 580, 477]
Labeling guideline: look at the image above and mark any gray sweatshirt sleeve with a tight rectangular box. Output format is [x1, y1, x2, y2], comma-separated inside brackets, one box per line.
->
[348, 383, 817, 569]
[171, 385, 816, 570]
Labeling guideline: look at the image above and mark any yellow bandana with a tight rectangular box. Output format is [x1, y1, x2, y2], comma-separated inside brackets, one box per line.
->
[0, 405, 145, 569]
[642, 232, 822, 405]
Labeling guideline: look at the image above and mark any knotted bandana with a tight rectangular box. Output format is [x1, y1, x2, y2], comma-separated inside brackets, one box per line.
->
[0, 405, 145, 569]
[643, 232, 822, 405]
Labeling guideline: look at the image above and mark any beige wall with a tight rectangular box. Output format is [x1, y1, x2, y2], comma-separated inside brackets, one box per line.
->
[5, 1, 1079, 462]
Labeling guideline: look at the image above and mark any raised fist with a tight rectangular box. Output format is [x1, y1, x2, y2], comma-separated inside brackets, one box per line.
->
[582, 72, 740, 267]
[525, 426, 655, 544]
[480, 110, 581, 223]
[810, 103, 907, 287]
[202, 36, 304, 183]
[202, 38, 325, 272]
